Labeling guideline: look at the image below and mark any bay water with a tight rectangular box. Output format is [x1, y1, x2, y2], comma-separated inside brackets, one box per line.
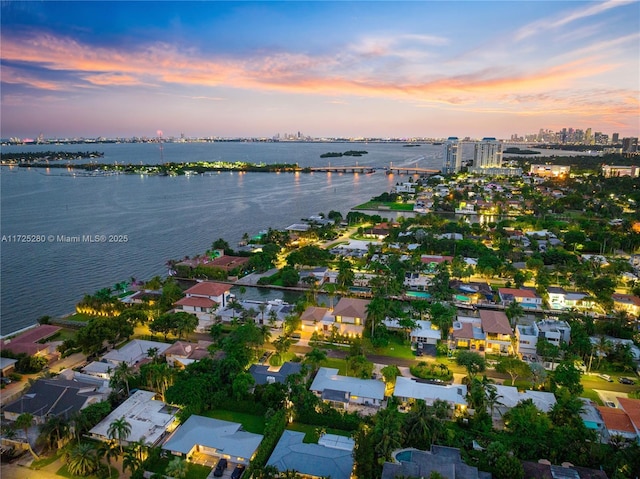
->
[1, 142, 443, 336]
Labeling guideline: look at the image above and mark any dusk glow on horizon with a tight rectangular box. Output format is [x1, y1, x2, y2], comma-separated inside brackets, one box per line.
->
[1, 1, 639, 139]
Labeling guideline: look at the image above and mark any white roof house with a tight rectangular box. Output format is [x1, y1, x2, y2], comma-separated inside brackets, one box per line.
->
[492, 385, 556, 416]
[393, 376, 467, 408]
[89, 390, 178, 446]
[267, 431, 355, 479]
[102, 339, 171, 366]
[310, 367, 385, 407]
[162, 415, 263, 465]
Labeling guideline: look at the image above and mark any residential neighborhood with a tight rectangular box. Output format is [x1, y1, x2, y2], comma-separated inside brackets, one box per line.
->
[2, 158, 640, 479]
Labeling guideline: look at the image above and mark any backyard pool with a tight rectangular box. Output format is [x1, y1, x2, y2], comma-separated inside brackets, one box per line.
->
[406, 291, 431, 299]
[394, 449, 414, 462]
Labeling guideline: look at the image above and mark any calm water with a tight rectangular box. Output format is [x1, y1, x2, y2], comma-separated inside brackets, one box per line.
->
[1, 142, 444, 336]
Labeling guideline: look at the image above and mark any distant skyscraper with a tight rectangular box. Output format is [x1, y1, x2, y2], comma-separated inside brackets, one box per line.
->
[585, 128, 593, 145]
[442, 137, 460, 174]
[612, 133, 620, 144]
[622, 137, 638, 153]
[474, 138, 503, 168]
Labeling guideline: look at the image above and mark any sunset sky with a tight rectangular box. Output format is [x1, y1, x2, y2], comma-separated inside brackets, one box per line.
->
[1, 1, 638, 139]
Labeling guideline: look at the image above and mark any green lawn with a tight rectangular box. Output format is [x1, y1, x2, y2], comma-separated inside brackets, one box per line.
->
[145, 458, 210, 479]
[55, 464, 118, 479]
[319, 357, 347, 375]
[370, 335, 416, 360]
[581, 389, 603, 405]
[287, 422, 353, 443]
[204, 409, 266, 434]
[63, 312, 95, 322]
[353, 201, 415, 211]
[31, 452, 63, 470]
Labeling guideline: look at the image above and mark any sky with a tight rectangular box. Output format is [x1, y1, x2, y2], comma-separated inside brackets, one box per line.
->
[1, 1, 639, 139]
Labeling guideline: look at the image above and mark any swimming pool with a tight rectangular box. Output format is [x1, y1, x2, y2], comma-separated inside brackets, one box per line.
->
[406, 291, 431, 298]
[395, 450, 413, 462]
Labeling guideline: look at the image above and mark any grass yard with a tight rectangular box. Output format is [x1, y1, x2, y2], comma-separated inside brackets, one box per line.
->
[370, 335, 415, 360]
[145, 458, 211, 479]
[287, 422, 353, 443]
[581, 389, 603, 405]
[63, 312, 95, 322]
[55, 464, 118, 479]
[353, 201, 415, 211]
[204, 409, 266, 434]
[319, 357, 347, 375]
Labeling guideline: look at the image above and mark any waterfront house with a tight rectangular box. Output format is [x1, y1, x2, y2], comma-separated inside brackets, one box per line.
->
[175, 281, 232, 314]
[89, 390, 178, 447]
[162, 415, 263, 466]
[0, 325, 61, 360]
[266, 430, 355, 479]
[479, 310, 513, 355]
[498, 287, 542, 309]
[310, 367, 385, 409]
[329, 297, 370, 337]
[450, 316, 485, 352]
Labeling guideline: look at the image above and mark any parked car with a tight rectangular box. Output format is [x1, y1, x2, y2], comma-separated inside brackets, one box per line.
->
[605, 401, 616, 408]
[598, 374, 613, 382]
[231, 464, 246, 479]
[619, 377, 635, 385]
[214, 458, 228, 477]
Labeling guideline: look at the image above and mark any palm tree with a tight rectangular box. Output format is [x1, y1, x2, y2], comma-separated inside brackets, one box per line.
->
[258, 302, 268, 325]
[111, 361, 134, 397]
[65, 442, 100, 477]
[505, 300, 525, 328]
[97, 440, 119, 473]
[303, 348, 327, 372]
[166, 456, 188, 479]
[15, 412, 38, 459]
[38, 415, 70, 450]
[123, 447, 143, 475]
[255, 465, 279, 479]
[107, 416, 132, 453]
[485, 384, 505, 418]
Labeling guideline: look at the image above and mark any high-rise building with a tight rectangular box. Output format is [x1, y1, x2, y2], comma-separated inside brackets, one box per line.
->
[612, 133, 620, 144]
[474, 138, 503, 168]
[622, 138, 638, 153]
[585, 128, 593, 145]
[441, 137, 460, 174]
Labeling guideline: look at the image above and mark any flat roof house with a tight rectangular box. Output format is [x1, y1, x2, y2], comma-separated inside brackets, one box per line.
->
[102, 339, 171, 367]
[393, 376, 467, 410]
[266, 430, 355, 479]
[249, 361, 303, 386]
[162, 415, 263, 466]
[89, 390, 178, 446]
[310, 367, 385, 409]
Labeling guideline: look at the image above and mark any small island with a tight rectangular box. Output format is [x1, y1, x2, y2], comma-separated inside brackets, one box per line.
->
[320, 150, 368, 158]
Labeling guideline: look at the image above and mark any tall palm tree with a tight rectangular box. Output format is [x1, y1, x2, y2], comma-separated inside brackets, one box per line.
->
[505, 300, 525, 328]
[123, 447, 143, 476]
[485, 384, 505, 418]
[65, 442, 100, 477]
[107, 416, 132, 453]
[38, 415, 70, 450]
[97, 440, 119, 473]
[111, 361, 134, 397]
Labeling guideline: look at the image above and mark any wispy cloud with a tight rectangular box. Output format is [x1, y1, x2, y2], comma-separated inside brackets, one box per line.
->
[515, 0, 637, 41]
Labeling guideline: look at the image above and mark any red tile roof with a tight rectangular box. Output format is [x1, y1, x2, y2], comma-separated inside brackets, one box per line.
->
[0, 325, 61, 356]
[498, 288, 538, 299]
[175, 296, 216, 308]
[301, 306, 330, 323]
[333, 298, 370, 319]
[596, 406, 636, 434]
[452, 322, 475, 340]
[184, 281, 230, 297]
[421, 255, 454, 264]
[618, 397, 640, 431]
[479, 310, 512, 335]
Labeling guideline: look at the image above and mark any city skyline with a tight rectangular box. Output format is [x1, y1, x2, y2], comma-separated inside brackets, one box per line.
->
[1, 1, 639, 139]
